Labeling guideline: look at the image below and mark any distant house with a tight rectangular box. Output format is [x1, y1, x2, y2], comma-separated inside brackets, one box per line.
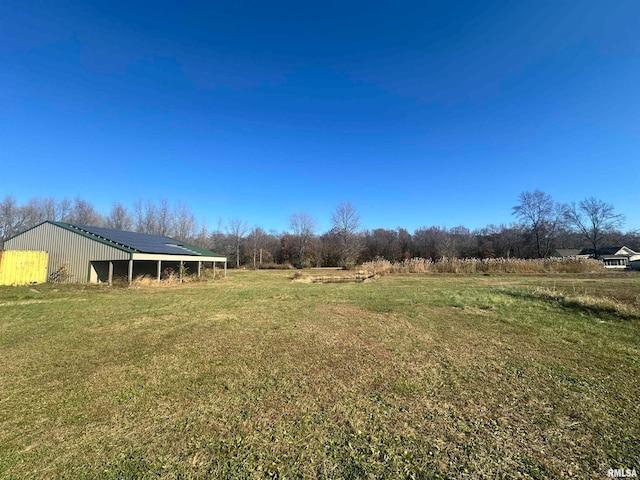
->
[577, 246, 640, 269]
[4, 221, 227, 283]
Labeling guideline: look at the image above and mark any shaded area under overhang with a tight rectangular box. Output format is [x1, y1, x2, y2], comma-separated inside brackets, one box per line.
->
[89, 254, 227, 284]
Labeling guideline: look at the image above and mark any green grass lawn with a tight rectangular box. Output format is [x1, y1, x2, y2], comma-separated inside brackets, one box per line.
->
[1, 270, 639, 479]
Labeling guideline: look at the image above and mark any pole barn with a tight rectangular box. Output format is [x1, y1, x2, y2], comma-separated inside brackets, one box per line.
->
[4, 221, 227, 284]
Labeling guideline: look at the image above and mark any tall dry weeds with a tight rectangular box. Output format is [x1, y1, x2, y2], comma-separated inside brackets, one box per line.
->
[361, 256, 605, 275]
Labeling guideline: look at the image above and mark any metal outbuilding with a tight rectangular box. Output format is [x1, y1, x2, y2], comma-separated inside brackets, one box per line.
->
[4, 221, 227, 284]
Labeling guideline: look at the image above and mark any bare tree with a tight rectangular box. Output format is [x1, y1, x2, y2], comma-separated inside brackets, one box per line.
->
[227, 217, 248, 268]
[414, 226, 455, 260]
[156, 198, 171, 237]
[397, 228, 413, 260]
[512, 190, 559, 258]
[248, 226, 268, 269]
[171, 202, 196, 241]
[56, 197, 73, 222]
[476, 223, 526, 259]
[105, 202, 134, 231]
[208, 218, 227, 255]
[0, 195, 24, 245]
[15, 199, 43, 229]
[363, 228, 403, 262]
[562, 197, 625, 257]
[191, 219, 211, 249]
[330, 201, 363, 267]
[288, 212, 317, 268]
[18, 196, 72, 226]
[450, 226, 477, 258]
[22, 197, 53, 225]
[134, 198, 171, 235]
[134, 199, 156, 234]
[67, 197, 102, 225]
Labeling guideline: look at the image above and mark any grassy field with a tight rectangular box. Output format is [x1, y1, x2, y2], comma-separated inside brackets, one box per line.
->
[0, 270, 639, 479]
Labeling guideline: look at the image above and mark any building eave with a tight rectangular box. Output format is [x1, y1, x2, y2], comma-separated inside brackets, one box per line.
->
[130, 253, 227, 262]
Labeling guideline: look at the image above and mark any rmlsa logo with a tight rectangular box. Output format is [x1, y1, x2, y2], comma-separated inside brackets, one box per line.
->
[607, 468, 638, 478]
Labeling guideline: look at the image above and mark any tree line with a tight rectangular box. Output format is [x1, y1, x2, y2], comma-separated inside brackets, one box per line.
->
[1, 192, 637, 268]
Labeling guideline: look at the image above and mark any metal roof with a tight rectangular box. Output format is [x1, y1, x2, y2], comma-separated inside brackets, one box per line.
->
[578, 246, 626, 256]
[53, 222, 223, 257]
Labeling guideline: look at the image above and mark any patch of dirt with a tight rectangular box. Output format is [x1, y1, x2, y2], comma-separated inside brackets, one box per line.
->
[291, 273, 377, 284]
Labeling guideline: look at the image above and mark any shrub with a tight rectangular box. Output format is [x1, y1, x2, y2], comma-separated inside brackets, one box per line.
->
[199, 267, 225, 281]
[49, 262, 72, 283]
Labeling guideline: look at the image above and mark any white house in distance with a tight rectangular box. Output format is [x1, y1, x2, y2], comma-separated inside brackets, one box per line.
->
[577, 246, 640, 270]
[4, 221, 227, 283]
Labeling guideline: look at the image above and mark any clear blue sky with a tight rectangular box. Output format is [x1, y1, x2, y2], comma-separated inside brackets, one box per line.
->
[1, 1, 639, 233]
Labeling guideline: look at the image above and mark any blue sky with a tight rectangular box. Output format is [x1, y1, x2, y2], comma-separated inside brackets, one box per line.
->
[1, 1, 639, 233]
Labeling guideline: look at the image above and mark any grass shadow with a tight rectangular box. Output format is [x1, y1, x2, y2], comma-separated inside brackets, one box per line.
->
[502, 288, 640, 321]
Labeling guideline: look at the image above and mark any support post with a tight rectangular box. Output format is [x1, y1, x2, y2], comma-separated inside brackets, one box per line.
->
[179, 260, 184, 283]
[197, 261, 201, 278]
[128, 259, 133, 285]
[224, 260, 227, 277]
[157, 260, 162, 282]
[108, 261, 113, 286]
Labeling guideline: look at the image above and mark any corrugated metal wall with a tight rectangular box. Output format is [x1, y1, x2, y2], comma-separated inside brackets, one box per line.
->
[0, 250, 48, 285]
[4, 223, 129, 283]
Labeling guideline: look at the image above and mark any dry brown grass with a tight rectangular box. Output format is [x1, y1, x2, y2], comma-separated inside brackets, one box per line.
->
[127, 271, 225, 288]
[0, 270, 638, 478]
[362, 256, 606, 275]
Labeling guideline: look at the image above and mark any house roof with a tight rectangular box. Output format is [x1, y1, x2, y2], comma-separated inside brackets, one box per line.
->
[52, 222, 224, 257]
[578, 246, 638, 257]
